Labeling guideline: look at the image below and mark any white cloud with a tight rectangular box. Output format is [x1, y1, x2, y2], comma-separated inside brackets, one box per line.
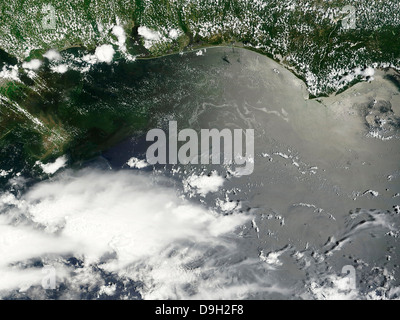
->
[308, 274, 359, 300]
[184, 171, 225, 197]
[126, 157, 149, 169]
[0, 215, 75, 291]
[22, 59, 42, 71]
[0, 169, 255, 298]
[112, 25, 126, 47]
[51, 64, 68, 74]
[35, 155, 68, 174]
[354, 66, 375, 80]
[0, 65, 19, 81]
[138, 26, 161, 49]
[82, 54, 97, 65]
[94, 44, 115, 63]
[0, 170, 9, 177]
[138, 26, 160, 41]
[362, 67, 375, 77]
[168, 29, 179, 39]
[43, 50, 62, 61]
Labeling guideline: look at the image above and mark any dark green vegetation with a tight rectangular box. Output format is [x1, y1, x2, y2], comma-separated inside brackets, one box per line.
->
[1, 1, 399, 92]
[1, 57, 152, 175]
[0, 48, 222, 179]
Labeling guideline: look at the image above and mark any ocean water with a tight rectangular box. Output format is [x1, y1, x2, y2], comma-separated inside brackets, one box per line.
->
[0, 47, 399, 299]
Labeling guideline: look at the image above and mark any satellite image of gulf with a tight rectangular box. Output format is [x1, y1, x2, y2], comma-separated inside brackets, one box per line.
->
[0, 1, 399, 302]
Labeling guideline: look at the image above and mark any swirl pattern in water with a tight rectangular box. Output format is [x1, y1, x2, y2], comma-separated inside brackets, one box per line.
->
[0, 47, 399, 299]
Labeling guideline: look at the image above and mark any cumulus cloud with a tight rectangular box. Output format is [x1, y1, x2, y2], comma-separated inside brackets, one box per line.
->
[183, 171, 225, 197]
[355, 66, 375, 80]
[138, 26, 161, 49]
[22, 59, 42, 71]
[0, 169, 274, 299]
[94, 44, 115, 63]
[0, 65, 19, 81]
[43, 50, 62, 61]
[138, 26, 160, 41]
[168, 29, 180, 40]
[126, 157, 149, 169]
[35, 155, 68, 174]
[51, 64, 68, 74]
[112, 25, 127, 47]
[0, 214, 77, 292]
